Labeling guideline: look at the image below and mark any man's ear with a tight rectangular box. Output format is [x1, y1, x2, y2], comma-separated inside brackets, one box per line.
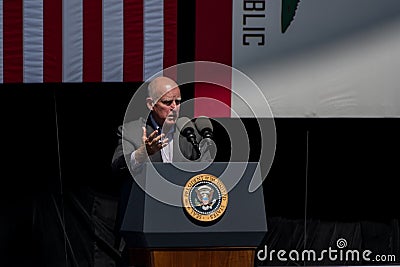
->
[146, 97, 154, 110]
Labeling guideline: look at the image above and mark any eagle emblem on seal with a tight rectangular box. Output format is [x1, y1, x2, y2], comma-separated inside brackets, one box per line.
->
[182, 174, 228, 222]
[194, 185, 217, 211]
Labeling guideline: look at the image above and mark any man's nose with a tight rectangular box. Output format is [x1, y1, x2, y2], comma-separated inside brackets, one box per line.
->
[170, 100, 178, 109]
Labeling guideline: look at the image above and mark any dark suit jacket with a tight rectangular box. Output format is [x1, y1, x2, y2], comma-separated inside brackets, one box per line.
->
[111, 116, 200, 174]
[111, 116, 203, 249]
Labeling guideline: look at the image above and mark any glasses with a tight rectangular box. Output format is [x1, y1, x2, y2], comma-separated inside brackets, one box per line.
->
[158, 99, 182, 106]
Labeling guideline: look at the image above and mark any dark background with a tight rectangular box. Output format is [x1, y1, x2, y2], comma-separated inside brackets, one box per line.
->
[2, 1, 400, 265]
[1, 83, 399, 266]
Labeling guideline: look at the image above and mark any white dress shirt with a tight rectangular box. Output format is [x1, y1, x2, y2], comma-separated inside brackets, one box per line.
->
[130, 116, 174, 170]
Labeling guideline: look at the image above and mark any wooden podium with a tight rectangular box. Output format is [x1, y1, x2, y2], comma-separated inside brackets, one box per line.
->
[128, 248, 255, 267]
[120, 162, 267, 267]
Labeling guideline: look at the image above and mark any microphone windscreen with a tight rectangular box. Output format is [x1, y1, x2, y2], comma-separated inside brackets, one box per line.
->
[176, 117, 194, 135]
[195, 116, 213, 133]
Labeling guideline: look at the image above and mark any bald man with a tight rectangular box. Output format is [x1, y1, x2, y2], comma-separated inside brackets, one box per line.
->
[111, 76, 200, 175]
[111, 77, 209, 266]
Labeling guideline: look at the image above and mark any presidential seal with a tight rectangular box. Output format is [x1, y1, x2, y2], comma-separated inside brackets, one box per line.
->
[182, 174, 228, 223]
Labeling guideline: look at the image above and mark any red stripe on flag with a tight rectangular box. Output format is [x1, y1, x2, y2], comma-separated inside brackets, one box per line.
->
[3, 0, 23, 83]
[194, 0, 232, 117]
[163, 0, 177, 81]
[124, 0, 143, 82]
[44, 0, 62, 82]
[83, 0, 102, 82]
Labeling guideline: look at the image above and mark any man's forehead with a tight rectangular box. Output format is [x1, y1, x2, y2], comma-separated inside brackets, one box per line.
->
[157, 86, 180, 99]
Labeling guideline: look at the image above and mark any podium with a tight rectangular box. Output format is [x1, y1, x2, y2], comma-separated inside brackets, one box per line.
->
[121, 162, 267, 267]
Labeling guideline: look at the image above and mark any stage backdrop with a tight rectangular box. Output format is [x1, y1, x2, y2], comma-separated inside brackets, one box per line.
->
[1, 0, 400, 117]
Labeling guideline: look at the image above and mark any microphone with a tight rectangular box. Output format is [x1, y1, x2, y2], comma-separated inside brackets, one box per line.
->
[176, 117, 201, 158]
[195, 116, 213, 140]
[195, 116, 216, 162]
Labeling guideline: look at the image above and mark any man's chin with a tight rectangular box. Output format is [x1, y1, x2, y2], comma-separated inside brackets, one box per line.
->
[164, 117, 177, 127]
[166, 116, 177, 122]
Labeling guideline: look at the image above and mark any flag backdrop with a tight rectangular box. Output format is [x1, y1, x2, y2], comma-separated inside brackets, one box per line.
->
[1, 0, 400, 117]
[0, 0, 178, 83]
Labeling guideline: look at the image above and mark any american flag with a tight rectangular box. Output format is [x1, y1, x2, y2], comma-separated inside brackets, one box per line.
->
[0, 0, 197, 83]
[0, 0, 232, 116]
[0, 0, 186, 83]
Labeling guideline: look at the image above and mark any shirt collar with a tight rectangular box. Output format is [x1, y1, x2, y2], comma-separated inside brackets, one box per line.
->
[149, 114, 175, 135]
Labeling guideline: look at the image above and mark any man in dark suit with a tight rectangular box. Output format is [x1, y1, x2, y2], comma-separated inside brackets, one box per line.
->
[112, 76, 199, 174]
[111, 76, 201, 266]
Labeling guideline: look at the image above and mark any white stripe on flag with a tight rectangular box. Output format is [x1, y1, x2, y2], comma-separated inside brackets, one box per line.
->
[23, 0, 44, 83]
[143, 0, 164, 81]
[0, 0, 3, 83]
[103, 0, 123, 82]
[63, 0, 83, 82]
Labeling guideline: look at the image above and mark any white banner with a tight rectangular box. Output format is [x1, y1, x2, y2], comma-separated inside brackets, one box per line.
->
[232, 0, 400, 117]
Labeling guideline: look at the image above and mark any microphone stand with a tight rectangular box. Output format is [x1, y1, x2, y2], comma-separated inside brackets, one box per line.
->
[198, 138, 216, 162]
[190, 138, 201, 160]
[186, 132, 201, 160]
